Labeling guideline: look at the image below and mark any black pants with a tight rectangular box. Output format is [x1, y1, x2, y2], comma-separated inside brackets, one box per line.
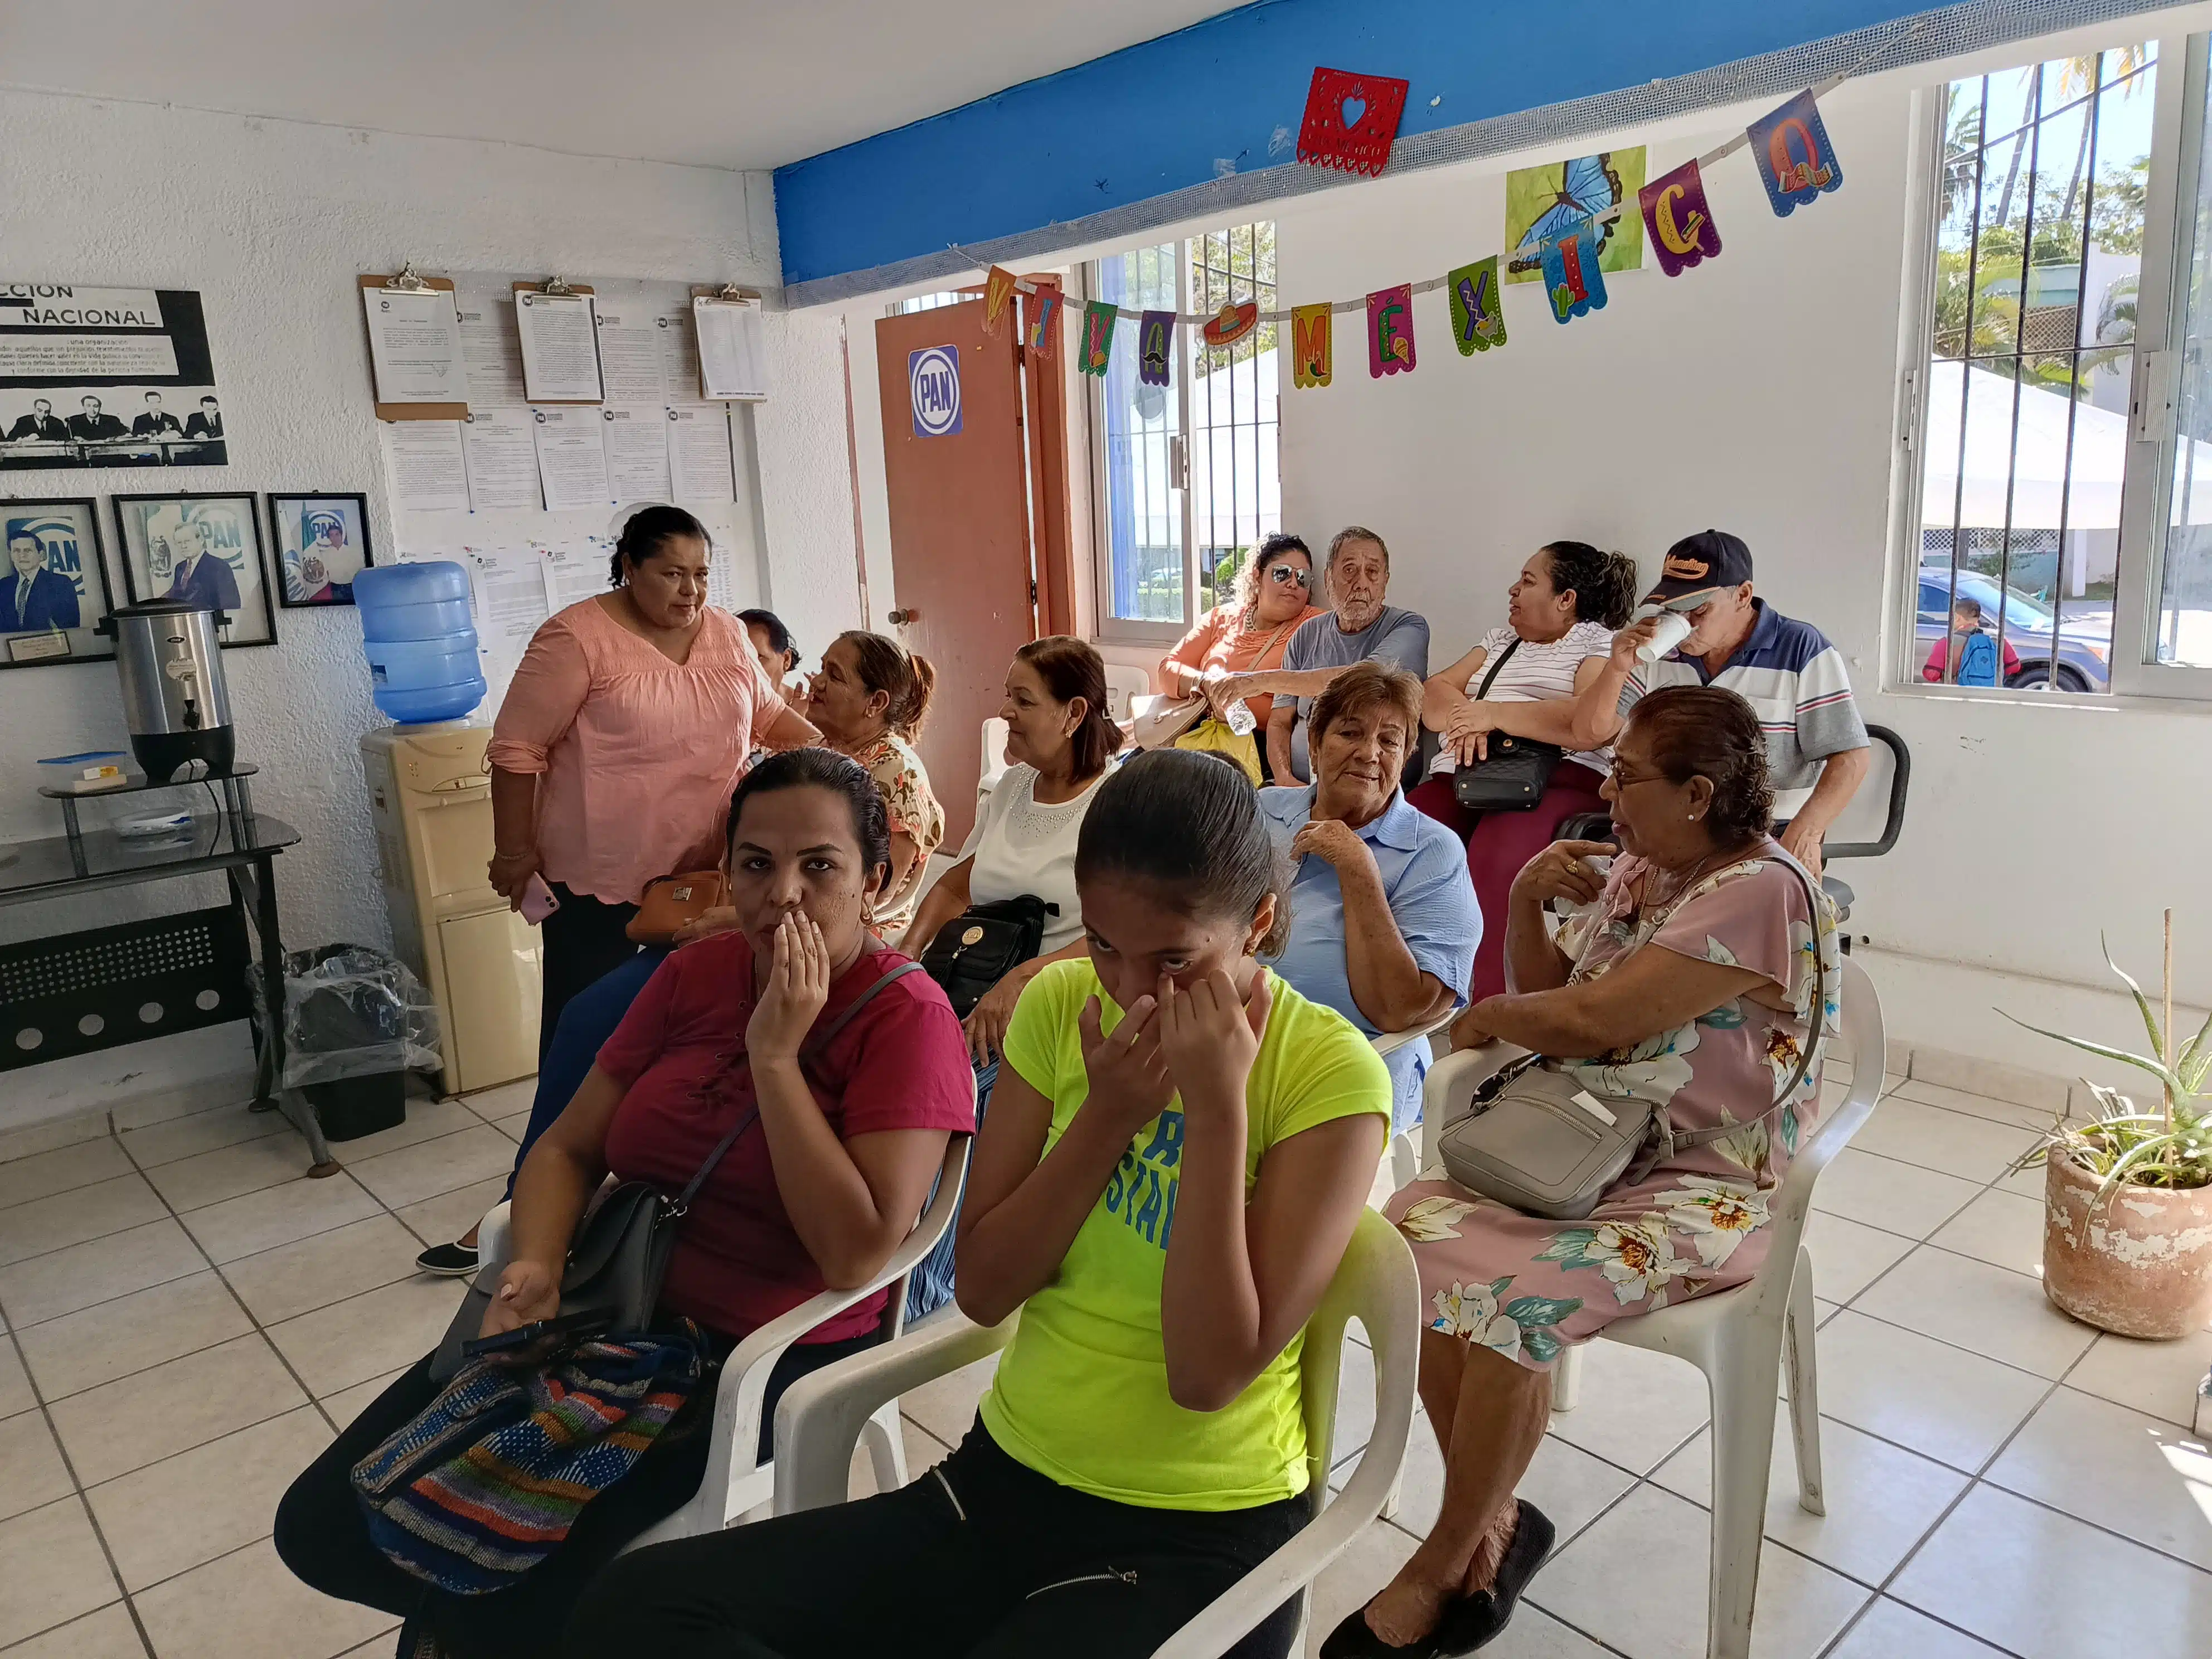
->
[565, 1420, 1308, 1658]
[275, 1333, 872, 1659]
[538, 882, 639, 1064]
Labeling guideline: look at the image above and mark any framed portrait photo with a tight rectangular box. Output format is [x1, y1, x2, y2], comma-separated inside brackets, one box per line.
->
[269, 492, 373, 608]
[0, 497, 115, 668]
[111, 491, 276, 648]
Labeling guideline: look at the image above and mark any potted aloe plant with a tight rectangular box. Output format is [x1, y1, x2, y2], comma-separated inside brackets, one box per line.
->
[2005, 913, 2212, 1340]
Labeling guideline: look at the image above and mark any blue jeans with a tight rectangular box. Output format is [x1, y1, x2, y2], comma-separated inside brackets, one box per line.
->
[499, 947, 670, 1200]
[904, 1057, 996, 1322]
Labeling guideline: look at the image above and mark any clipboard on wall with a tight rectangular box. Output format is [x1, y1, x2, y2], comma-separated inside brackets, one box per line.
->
[689, 285, 770, 402]
[358, 271, 469, 421]
[511, 279, 603, 404]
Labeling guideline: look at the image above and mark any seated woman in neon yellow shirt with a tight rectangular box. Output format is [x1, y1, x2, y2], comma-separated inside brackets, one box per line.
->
[569, 747, 1392, 1659]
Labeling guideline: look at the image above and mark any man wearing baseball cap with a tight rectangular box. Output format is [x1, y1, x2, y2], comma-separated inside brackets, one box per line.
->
[1568, 528, 1869, 875]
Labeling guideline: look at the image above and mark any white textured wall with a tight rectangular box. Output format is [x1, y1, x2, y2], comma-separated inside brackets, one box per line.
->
[0, 87, 864, 1120]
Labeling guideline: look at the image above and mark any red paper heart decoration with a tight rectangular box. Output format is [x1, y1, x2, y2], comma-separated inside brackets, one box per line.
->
[1298, 67, 1409, 178]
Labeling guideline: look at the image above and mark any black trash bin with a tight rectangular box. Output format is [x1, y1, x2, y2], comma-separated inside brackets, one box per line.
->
[255, 944, 440, 1142]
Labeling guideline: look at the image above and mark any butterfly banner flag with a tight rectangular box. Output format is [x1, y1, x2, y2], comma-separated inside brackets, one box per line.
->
[1640, 159, 1723, 276]
[1292, 303, 1333, 387]
[1078, 302, 1117, 377]
[1367, 285, 1415, 376]
[1539, 220, 1607, 323]
[982, 266, 1020, 335]
[1503, 150, 1646, 284]
[1446, 257, 1506, 354]
[1137, 310, 1175, 387]
[1297, 67, 1409, 177]
[1747, 90, 1843, 216]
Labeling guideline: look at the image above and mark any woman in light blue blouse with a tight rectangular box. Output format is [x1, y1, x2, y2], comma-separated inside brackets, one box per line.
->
[1256, 660, 1482, 1134]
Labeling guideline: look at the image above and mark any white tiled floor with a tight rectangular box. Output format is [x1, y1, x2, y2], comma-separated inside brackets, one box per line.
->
[1, 1070, 2209, 1658]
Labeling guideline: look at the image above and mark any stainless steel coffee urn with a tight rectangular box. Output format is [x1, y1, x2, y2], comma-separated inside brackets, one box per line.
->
[98, 600, 236, 778]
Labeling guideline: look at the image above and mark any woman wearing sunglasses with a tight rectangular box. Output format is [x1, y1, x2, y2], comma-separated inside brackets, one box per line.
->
[1157, 532, 1326, 778]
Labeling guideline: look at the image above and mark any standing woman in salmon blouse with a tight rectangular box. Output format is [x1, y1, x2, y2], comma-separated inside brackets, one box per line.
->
[487, 505, 819, 1054]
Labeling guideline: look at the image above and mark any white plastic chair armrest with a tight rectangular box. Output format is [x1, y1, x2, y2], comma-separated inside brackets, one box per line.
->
[773, 1311, 1018, 1515]
[1369, 1005, 1458, 1060]
[679, 1135, 972, 1531]
[474, 1200, 513, 1277]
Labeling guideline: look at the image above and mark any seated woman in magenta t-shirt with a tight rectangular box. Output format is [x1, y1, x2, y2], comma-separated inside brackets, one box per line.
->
[275, 750, 975, 1659]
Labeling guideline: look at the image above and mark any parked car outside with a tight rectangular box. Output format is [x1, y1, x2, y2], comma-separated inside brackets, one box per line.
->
[1915, 567, 2111, 691]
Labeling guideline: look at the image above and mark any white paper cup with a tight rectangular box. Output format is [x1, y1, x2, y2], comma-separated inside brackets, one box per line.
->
[1636, 610, 1694, 662]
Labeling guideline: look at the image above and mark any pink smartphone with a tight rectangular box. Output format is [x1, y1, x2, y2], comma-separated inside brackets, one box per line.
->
[518, 873, 561, 924]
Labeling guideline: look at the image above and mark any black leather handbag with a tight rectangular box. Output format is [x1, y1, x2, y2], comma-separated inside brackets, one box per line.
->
[1451, 638, 1564, 812]
[430, 962, 925, 1382]
[920, 895, 1054, 1018]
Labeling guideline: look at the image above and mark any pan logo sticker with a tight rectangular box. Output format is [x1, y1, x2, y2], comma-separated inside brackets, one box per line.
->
[909, 345, 962, 438]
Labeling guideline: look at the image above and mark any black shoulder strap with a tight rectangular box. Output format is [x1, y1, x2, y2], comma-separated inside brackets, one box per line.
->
[675, 959, 928, 1206]
[1473, 636, 1522, 701]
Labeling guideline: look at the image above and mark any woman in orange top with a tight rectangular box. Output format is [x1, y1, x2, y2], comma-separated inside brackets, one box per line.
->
[1158, 532, 1326, 775]
[487, 505, 818, 1056]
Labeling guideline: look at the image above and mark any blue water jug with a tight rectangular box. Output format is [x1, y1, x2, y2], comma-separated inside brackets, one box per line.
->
[353, 562, 487, 724]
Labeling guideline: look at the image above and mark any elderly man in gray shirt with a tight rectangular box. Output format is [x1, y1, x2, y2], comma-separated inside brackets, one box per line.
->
[1213, 525, 1430, 782]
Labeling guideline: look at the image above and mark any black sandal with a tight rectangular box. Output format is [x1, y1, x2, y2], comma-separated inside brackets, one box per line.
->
[1317, 1501, 1555, 1659]
[1430, 1500, 1555, 1653]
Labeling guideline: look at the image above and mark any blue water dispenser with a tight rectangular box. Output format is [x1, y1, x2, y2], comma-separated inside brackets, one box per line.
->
[352, 562, 487, 724]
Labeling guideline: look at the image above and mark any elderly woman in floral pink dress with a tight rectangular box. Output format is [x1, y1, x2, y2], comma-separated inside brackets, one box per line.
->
[1324, 685, 1839, 1659]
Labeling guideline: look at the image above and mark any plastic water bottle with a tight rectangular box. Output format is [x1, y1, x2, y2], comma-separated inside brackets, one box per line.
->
[1225, 697, 1258, 737]
[353, 562, 488, 725]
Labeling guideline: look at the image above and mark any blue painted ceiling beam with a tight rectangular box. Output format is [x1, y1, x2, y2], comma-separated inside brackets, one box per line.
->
[772, 0, 1951, 290]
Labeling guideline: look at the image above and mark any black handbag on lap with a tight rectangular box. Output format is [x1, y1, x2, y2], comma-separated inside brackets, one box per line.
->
[1451, 638, 1564, 812]
[921, 895, 1054, 1018]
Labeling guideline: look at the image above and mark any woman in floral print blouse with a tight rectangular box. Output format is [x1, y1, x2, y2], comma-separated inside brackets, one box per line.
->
[1326, 686, 1839, 1659]
[797, 630, 946, 937]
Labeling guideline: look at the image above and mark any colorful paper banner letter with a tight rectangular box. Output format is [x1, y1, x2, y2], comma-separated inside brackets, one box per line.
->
[1291, 303, 1333, 388]
[983, 266, 1018, 334]
[1747, 90, 1844, 217]
[1297, 67, 1410, 177]
[1539, 220, 1607, 323]
[1639, 159, 1723, 275]
[1446, 257, 1506, 355]
[1201, 300, 1259, 349]
[1366, 285, 1415, 377]
[1138, 310, 1174, 387]
[1078, 302, 1118, 378]
[1025, 282, 1062, 356]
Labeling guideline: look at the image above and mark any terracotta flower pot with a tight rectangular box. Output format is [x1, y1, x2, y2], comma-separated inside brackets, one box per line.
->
[2043, 1151, 2212, 1340]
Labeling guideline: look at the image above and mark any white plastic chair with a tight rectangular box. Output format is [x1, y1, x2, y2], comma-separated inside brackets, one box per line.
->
[470, 1129, 973, 1545]
[979, 716, 1011, 799]
[771, 1207, 1422, 1658]
[1540, 955, 1885, 1659]
[1371, 1009, 1468, 1195]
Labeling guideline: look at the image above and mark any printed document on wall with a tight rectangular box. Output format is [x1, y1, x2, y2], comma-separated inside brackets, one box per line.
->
[594, 309, 666, 404]
[658, 311, 702, 400]
[462, 544, 550, 697]
[514, 290, 603, 401]
[362, 285, 467, 406]
[457, 300, 528, 405]
[379, 419, 469, 513]
[532, 407, 610, 510]
[459, 406, 541, 512]
[541, 540, 612, 612]
[666, 405, 734, 502]
[601, 405, 672, 501]
[693, 296, 769, 401]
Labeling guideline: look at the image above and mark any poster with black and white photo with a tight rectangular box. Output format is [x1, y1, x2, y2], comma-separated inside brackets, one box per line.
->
[0, 285, 228, 470]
